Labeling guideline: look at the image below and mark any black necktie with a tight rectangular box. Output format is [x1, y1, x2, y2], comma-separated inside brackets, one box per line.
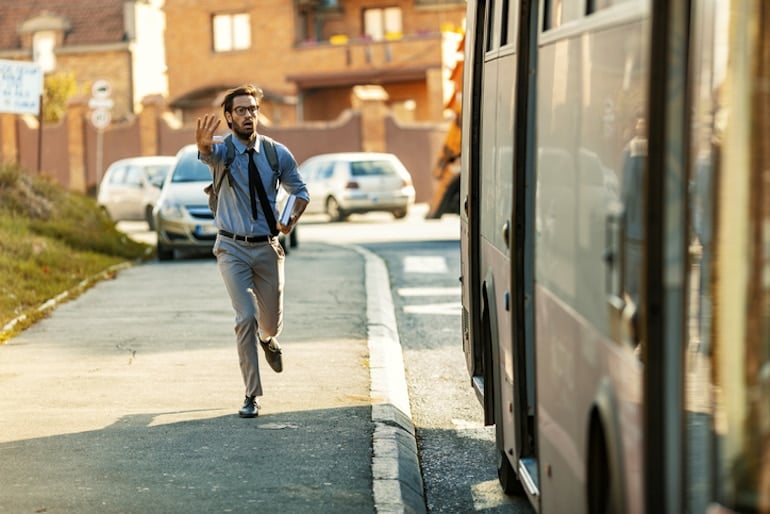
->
[246, 148, 259, 220]
[246, 147, 278, 234]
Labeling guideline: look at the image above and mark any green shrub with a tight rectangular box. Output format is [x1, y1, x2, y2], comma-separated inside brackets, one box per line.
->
[0, 162, 151, 340]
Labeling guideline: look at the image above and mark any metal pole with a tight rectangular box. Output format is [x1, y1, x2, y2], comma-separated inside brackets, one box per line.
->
[37, 94, 43, 174]
[95, 127, 103, 189]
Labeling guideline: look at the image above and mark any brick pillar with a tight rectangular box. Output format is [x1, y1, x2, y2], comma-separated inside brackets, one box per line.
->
[426, 68, 445, 122]
[351, 85, 388, 153]
[67, 95, 87, 194]
[139, 94, 165, 156]
[0, 113, 18, 164]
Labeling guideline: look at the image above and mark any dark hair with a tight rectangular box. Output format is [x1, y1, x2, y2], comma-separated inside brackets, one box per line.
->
[221, 84, 264, 128]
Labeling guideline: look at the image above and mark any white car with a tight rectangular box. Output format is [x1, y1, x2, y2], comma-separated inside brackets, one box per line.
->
[97, 155, 175, 228]
[298, 152, 415, 221]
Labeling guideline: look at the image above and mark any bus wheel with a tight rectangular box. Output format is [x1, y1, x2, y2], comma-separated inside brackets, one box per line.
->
[587, 422, 612, 514]
[497, 451, 525, 495]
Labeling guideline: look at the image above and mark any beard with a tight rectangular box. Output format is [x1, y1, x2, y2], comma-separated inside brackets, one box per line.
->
[233, 121, 257, 145]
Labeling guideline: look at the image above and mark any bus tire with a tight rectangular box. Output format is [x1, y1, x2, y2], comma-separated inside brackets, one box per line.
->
[587, 416, 622, 514]
[497, 451, 525, 496]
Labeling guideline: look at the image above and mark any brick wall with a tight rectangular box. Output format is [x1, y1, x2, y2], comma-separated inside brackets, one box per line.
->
[2, 87, 447, 203]
[164, 0, 465, 124]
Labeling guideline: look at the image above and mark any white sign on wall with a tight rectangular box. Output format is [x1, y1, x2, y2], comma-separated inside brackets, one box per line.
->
[0, 59, 43, 115]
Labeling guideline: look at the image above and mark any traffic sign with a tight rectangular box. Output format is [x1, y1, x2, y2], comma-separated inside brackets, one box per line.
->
[91, 109, 111, 129]
[88, 97, 115, 110]
[91, 80, 111, 99]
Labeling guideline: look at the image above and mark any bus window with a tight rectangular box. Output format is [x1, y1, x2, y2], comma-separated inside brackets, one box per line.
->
[542, 0, 561, 31]
[542, 0, 585, 30]
[501, 0, 518, 49]
[486, 0, 496, 52]
[502, 0, 519, 46]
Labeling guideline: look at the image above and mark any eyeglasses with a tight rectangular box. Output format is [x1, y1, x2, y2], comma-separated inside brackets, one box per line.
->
[233, 105, 259, 116]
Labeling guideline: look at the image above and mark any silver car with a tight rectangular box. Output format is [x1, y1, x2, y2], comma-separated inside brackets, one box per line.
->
[298, 152, 415, 221]
[97, 156, 175, 228]
[153, 145, 217, 261]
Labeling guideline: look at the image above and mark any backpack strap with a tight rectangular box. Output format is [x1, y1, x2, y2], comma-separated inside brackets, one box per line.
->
[212, 134, 236, 194]
[214, 134, 277, 194]
[260, 135, 280, 176]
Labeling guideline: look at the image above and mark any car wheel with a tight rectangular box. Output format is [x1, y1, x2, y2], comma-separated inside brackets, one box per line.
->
[145, 205, 155, 230]
[326, 197, 346, 222]
[157, 242, 174, 261]
[392, 208, 408, 220]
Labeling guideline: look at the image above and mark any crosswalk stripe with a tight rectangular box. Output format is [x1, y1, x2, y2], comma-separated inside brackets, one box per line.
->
[403, 256, 448, 273]
[397, 287, 460, 297]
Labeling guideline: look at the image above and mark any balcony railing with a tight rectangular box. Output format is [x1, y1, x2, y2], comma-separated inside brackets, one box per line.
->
[295, 31, 444, 72]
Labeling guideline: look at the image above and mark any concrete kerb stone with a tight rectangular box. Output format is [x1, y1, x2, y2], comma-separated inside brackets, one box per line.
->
[350, 245, 427, 514]
[0, 260, 137, 341]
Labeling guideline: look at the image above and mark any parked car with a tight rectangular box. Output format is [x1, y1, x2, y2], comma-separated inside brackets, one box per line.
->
[298, 152, 415, 221]
[154, 144, 296, 261]
[97, 155, 175, 228]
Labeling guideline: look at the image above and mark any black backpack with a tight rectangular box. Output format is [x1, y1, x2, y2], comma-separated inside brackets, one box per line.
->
[204, 134, 280, 217]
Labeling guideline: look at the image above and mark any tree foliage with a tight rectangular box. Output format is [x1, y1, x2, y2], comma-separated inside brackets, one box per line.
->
[42, 72, 78, 123]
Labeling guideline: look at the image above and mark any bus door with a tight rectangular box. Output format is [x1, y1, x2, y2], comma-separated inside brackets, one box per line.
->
[460, 0, 541, 500]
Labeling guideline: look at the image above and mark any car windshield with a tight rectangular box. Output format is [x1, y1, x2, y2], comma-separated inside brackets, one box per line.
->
[145, 164, 171, 183]
[171, 151, 211, 182]
[350, 160, 399, 177]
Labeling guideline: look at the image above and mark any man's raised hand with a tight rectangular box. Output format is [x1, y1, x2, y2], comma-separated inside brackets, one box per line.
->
[196, 114, 221, 155]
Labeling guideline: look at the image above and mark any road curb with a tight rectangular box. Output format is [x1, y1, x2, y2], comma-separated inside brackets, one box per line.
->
[351, 245, 427, 514]
[0, 260, 136, 342]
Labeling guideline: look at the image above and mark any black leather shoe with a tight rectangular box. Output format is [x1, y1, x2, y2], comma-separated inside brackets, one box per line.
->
[260, 337, 283, 373]
[238, 396, 259, 418]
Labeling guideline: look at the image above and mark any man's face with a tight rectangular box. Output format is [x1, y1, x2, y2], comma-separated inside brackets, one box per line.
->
[228, 95, 259, 142]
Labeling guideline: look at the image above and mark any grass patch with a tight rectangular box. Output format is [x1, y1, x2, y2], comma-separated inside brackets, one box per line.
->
[0, 162, 151, 342]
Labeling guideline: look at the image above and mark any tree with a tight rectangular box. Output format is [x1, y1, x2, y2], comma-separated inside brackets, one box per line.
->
[42, 72, 78, 123]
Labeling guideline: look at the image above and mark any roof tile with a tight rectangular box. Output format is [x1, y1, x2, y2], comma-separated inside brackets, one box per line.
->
[0, 0, 127, 49]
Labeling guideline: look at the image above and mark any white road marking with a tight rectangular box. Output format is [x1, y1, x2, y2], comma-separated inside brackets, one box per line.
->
[403, 303, 461, 315]
[397, 287, 461, 297]
[403, 256, 448, 273]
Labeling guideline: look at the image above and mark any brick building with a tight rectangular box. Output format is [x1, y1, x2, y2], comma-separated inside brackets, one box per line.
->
[165, 0, 466, 126]
[0, 0, 168, 121]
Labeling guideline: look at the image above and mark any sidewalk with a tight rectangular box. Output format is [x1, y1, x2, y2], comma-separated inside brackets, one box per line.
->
[0, 242, 422, 513]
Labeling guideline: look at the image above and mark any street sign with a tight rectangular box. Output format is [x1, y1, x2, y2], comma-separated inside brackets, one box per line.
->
[91, 109, 111, 129]
[89, 79, 112, 129]
[88, 97, 115, 110]
[0, 59, 43, 115]
[91, 79, 111, 99]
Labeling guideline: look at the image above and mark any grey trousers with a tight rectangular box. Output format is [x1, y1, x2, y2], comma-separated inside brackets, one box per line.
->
[213, 235, 285, 398]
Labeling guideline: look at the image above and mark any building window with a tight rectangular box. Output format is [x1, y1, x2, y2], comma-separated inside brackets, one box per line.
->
[33, 31, 56, 72]
[213, 13, 251, 52]
[414, 0, 464, 5]
[363, 7, 402, 41]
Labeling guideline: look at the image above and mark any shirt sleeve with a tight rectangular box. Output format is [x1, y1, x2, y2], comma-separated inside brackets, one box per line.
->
[276, 143, 310, 203]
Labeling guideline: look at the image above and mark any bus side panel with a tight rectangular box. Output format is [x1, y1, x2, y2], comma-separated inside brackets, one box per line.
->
[534, 9, 649, 514]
